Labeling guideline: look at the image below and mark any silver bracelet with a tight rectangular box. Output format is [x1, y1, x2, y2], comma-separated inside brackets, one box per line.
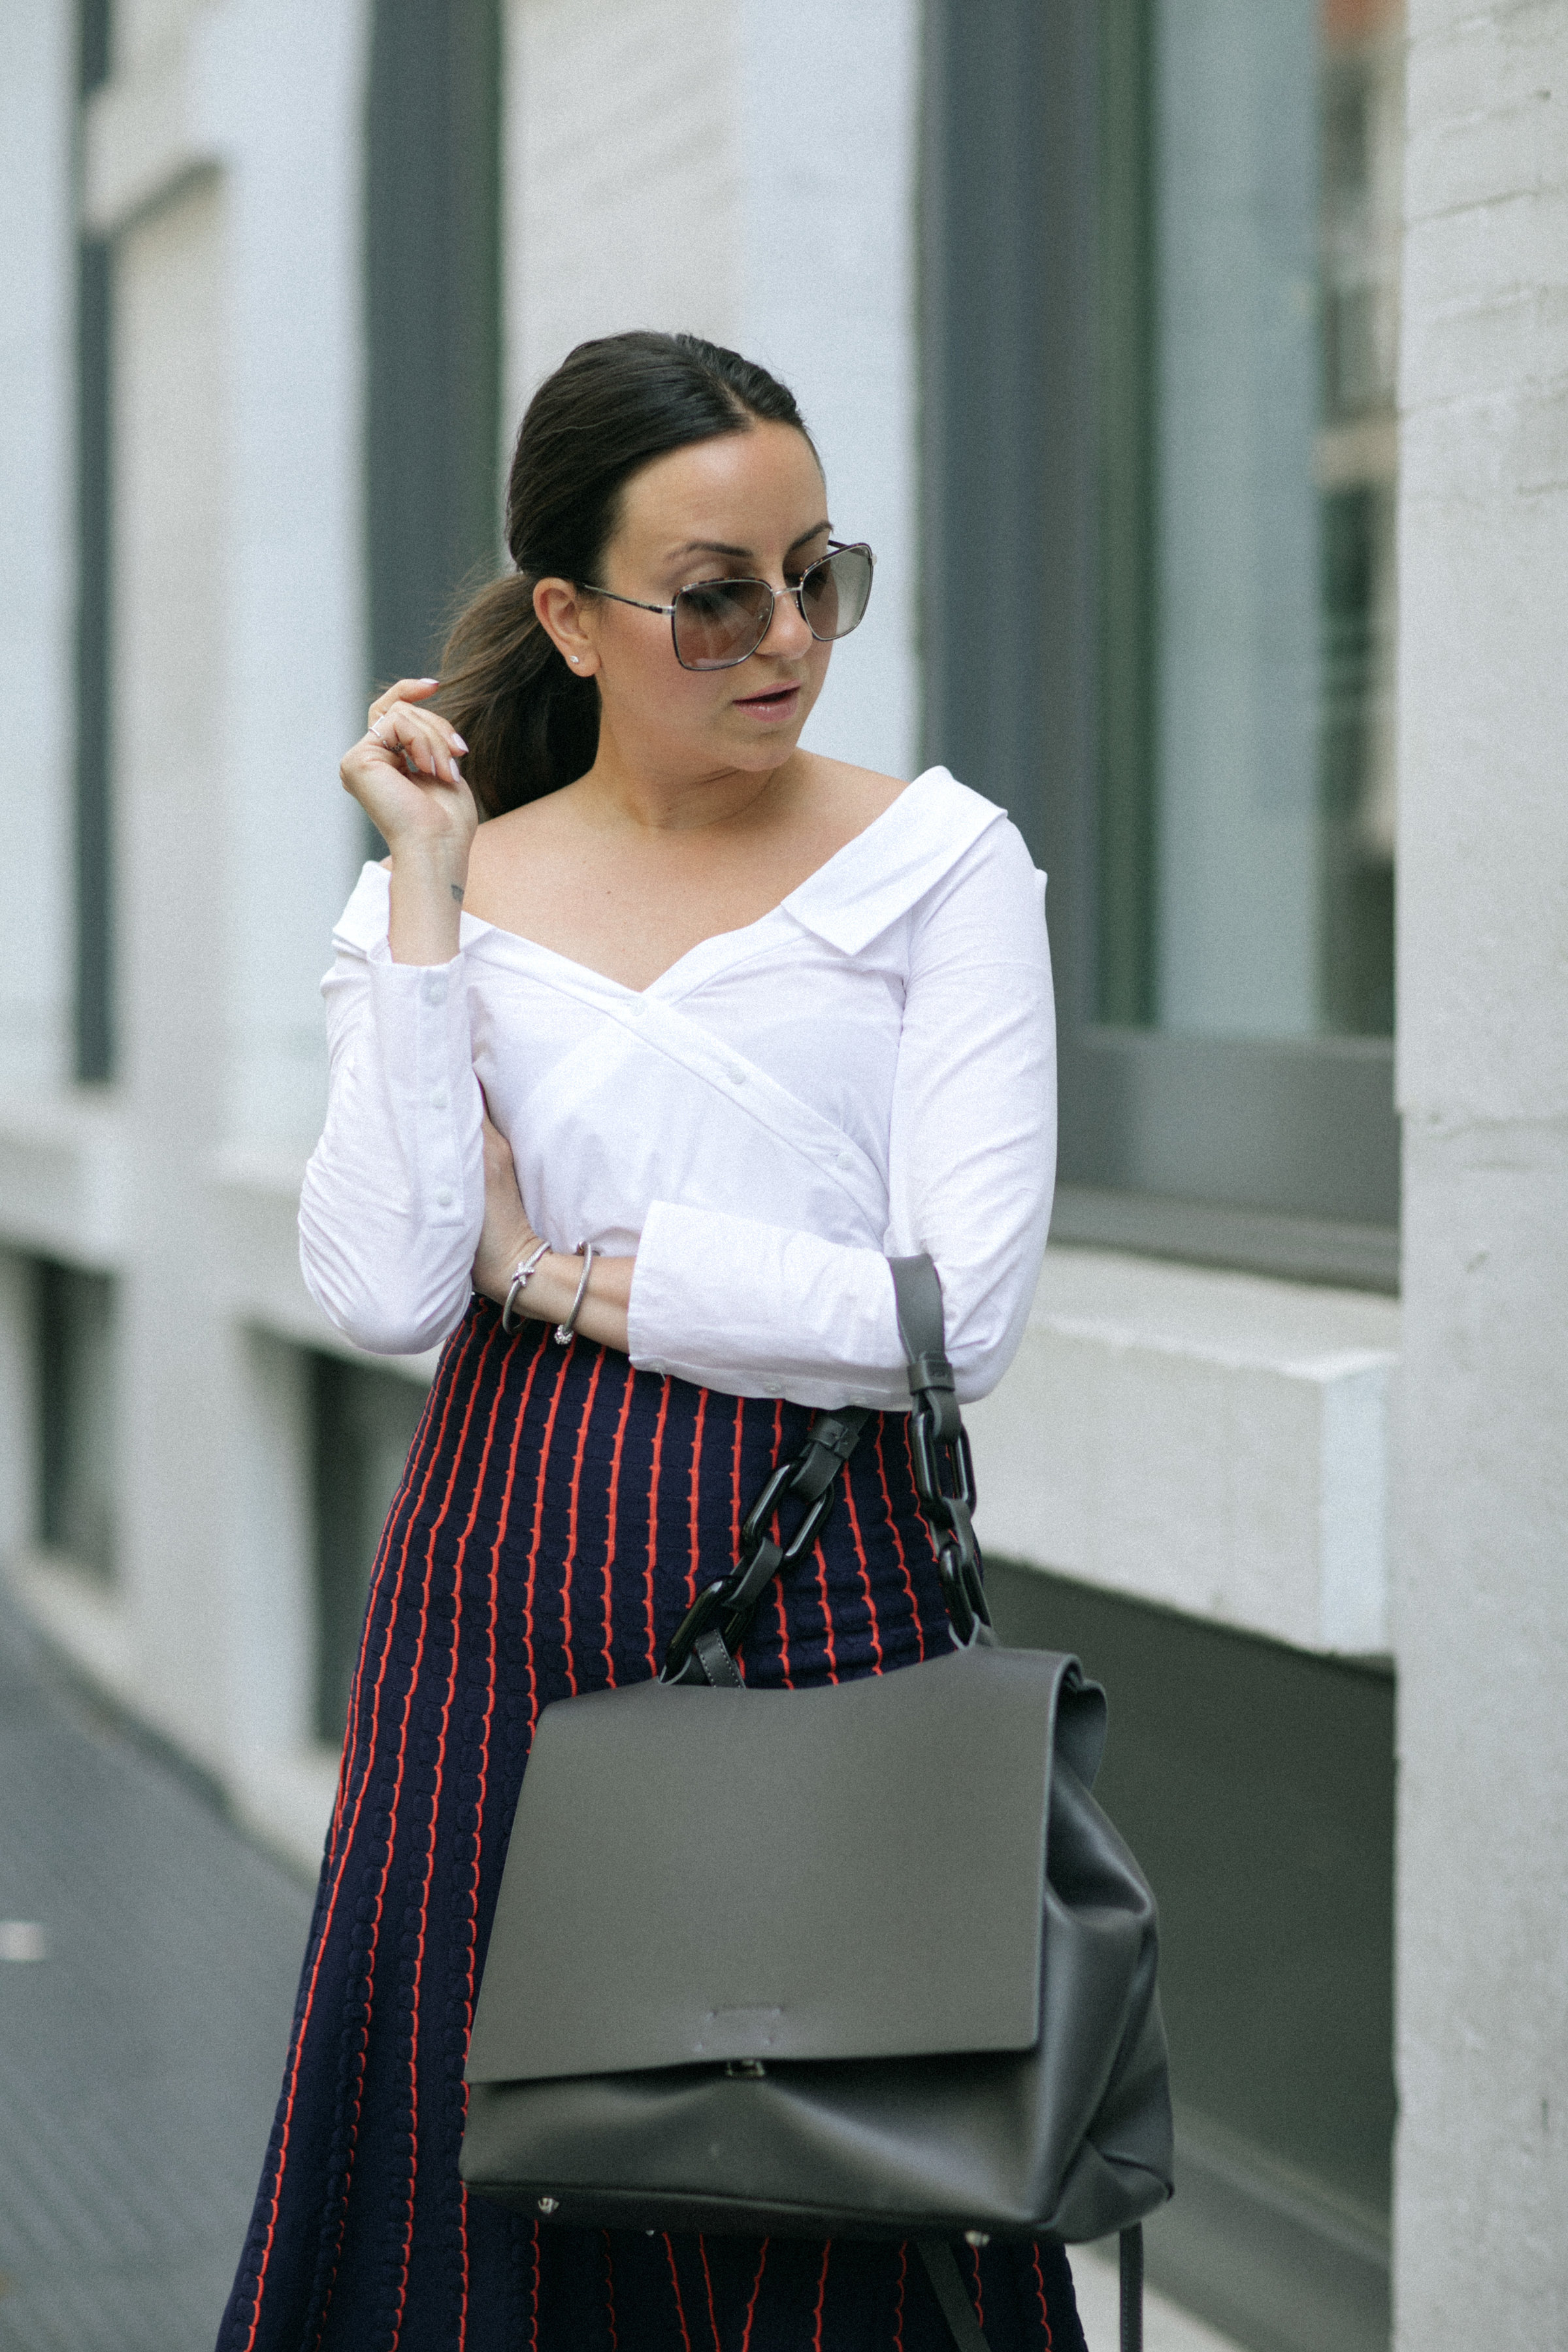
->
[501, 1239, 551, 1333]
[554, 1241, 596, 1347]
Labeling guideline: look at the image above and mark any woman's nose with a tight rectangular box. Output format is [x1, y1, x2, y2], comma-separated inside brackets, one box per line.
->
[757, 584, 813, 658]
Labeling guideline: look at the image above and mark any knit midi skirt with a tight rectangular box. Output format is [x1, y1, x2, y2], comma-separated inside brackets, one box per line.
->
[218, 1300, 1086, 2352]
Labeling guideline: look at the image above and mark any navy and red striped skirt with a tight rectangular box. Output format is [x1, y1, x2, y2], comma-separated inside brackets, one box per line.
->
[219, 1299, 1085, 2351]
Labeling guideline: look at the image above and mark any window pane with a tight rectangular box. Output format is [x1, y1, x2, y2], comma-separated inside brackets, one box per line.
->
[1099, 0, 1403, 1040]
[37, 1260, 118, 1583]
[311, 1354, 428, 1748]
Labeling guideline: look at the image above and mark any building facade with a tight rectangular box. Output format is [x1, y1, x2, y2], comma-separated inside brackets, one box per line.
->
[0, 5, 1562, 2349]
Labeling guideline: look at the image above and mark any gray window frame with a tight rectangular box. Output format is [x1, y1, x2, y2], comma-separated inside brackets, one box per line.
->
[364, 0, 503, 702]
[920, 0, 1399, 1291]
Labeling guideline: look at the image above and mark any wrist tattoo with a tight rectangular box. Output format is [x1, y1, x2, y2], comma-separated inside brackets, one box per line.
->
[449, 883, 465, 905]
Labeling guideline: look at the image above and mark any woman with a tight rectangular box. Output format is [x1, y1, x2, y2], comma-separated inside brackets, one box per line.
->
[220, 332, 1073, 2351]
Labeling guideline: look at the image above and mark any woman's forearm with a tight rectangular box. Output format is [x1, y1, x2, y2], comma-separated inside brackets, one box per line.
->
[476, 1243, 633, 1354]
[388, 838, 469, 966]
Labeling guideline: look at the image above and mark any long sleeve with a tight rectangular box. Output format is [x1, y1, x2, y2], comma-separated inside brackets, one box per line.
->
[626, 821, 1056, 1409]
[299, 915, 486, 1355]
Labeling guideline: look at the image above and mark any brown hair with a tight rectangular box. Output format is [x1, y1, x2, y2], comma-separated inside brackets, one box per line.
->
[434, 331, 813, 817]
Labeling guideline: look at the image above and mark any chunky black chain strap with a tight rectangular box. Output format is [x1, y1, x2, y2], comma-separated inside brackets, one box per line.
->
[659, 1254, 990, 1687]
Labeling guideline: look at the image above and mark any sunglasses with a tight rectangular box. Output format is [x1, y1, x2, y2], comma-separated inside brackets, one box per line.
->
[579, 540, 875, 672]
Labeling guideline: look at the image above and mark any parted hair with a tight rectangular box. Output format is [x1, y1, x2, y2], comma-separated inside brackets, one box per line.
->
[434, 331, 812, 817]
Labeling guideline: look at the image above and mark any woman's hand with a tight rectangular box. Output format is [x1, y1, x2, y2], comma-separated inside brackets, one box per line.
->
[340, 678, 477, 965]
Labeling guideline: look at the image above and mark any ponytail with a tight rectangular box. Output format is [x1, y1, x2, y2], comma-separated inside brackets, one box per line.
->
[433, 572, 598, 820]
[433, 330, 812, 818]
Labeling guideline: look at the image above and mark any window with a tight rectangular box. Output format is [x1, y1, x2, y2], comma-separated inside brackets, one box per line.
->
[923, 0, 1404, 1286]
[989, 1560, 1394, 2352]
[363, 0, 502, 708]
[310, 1354, 428, 1746]
[36, 1259, 118, 1582]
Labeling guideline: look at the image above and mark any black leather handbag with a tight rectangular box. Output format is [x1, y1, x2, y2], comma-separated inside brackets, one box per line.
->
[463, 1258, 1173, 2351]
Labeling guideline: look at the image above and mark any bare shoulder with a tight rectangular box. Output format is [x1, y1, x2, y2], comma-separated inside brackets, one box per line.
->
[800, 753, 908, 830]
[466, 791, 571, 881]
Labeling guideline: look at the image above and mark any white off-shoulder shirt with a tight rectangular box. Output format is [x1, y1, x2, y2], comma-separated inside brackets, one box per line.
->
[299, 766, 1056, 1411]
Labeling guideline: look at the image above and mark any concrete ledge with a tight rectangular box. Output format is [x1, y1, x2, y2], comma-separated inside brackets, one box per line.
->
[968, 1247, 1400, 1658]
[0, 1090, 125, 1265]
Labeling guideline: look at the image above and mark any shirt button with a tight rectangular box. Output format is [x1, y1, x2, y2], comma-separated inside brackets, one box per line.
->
[727, 1066, 747, 1085]
[645, 1360, 665, 1377]
[423, 972, 448, 1008]
[435, 1186, 455, 1209]
[836, 1151, 852, 1170]
[430, 1088, 448, 1111]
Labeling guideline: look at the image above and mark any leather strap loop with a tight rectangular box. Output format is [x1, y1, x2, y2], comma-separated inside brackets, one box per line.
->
[916, 2242, 991, 2351]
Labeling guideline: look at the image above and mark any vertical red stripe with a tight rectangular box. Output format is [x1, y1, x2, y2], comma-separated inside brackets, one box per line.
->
[697, 2237, 721, 2352]
[453, 1335, 523, 2342]
[812, 1539, 840, 1681]
[602, 2230, 619, 2351]
[643, 1379, 672, 1675]
[878, 1418, 926, 1658]
[561, 1347, 605, 1697]
[599, 1371, 636, 1687]
[529, 2219, 539, 2351]
[811, 2243, 832, 2349]
[389, 1319, 500, 2344]
[894, 2242, 907, 2349]
[237, 1316, 489, 2351]
[333, 1377, 438, 1846]
[969, 2243, 985, 2329]
[740, 2240, 770, 2352]
[663, 2234, 694, 2352]
[729, 1396, 744, 1560]
[1031, 2244, 1054, 2347]
[843, 1477, 883, 1672]
[765, 1399, 795, 1688]
[416, 1329, 519, 2344]
[521, 1337, 577, 1742]
[686, 1388, 708, 1603]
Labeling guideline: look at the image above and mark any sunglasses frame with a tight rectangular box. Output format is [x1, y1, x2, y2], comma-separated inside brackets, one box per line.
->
[576, 540, 875, 672]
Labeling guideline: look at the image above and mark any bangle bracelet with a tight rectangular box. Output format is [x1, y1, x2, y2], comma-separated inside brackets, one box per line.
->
[501, 1239, 551, 1333]
[554, 1241, 596, 1347]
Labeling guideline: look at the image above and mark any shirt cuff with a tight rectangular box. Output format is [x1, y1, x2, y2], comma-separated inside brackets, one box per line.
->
[367, 945, 478, 1228]
[628, 1200, 909, 1409]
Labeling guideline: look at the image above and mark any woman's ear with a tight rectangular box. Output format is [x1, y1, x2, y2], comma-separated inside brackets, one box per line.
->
[533, 578, 598, 676]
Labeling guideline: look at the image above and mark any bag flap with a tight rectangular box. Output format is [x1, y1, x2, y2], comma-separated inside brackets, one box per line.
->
[468, 1643, 1092, 2084]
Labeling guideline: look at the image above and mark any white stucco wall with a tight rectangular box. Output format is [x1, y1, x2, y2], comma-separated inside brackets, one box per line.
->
[1393, 7, 1568, 2345]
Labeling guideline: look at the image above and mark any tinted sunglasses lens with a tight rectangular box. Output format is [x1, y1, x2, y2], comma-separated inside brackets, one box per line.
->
[672, 578, 773, 669]
[801, 545, 873, 642]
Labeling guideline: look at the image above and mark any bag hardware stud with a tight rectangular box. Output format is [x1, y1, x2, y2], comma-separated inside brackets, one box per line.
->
[964, 2230, 990, 2247]
[537, 2195, 559, 2213]
[725, 2059, 768, 2078]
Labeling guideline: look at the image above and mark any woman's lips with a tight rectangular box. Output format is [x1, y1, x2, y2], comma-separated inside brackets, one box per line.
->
[734, 681, 802, 719]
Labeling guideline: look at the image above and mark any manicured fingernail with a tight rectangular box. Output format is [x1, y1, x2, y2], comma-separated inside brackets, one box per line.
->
[448, 757, 463, 783]
[418, 676, 440, 686]
[451, 733, 468, 753]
